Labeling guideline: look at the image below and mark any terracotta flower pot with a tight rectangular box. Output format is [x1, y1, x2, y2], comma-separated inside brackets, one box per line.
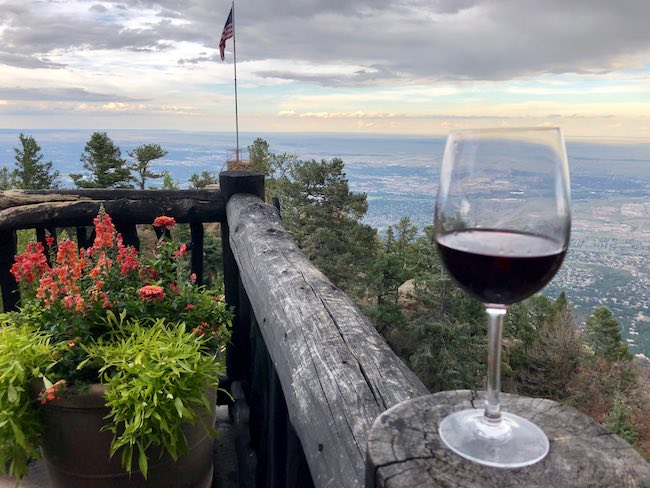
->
[40, 384, 217, 488]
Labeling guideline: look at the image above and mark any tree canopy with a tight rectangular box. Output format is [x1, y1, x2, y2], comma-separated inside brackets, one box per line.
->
[71, 132, 133, 189]
[129, 144, 167, 189]
[12, 134, 60, 189]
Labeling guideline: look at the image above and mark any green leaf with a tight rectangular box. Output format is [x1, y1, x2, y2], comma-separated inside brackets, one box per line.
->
[174, 397, 184, 418]
[138, 447, 148, 479]
[7, 385, 17, 403]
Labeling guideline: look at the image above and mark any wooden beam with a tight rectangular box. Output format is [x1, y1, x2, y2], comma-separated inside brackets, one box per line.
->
[226, 193, 428, 488]
[0, 189, 226, 230]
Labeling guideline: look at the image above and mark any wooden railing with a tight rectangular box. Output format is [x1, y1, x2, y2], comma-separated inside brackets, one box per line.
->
[2, 172, 649, 488]
[219, 173, 428, 488]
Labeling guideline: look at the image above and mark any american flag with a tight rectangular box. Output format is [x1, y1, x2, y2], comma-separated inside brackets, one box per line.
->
[219, 7, 234, 61]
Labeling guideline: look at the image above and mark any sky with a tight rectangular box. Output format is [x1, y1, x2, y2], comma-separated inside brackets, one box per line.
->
[1, 0, 650, 138]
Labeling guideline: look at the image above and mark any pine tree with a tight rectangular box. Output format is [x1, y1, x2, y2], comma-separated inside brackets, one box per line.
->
[129, 144, 167, 189]
[0, 167, 11, 190]
[278, 157, 378, 294]
[585, 306, 631, 362]
[188, 171, 219, 189]
[12, 134, 60, 189]
[161, 171, 179, 190]
[71, 132, 133, 188]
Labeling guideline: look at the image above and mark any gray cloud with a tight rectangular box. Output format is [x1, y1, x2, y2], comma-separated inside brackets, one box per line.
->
[0, 51, 66, 69]
[0, 87, 144, 102]
[89, 4, 108, 13]
[1, 0, 650, 84]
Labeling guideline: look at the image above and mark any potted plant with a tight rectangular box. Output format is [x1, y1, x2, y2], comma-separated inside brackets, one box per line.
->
[0, 210, 232, 487]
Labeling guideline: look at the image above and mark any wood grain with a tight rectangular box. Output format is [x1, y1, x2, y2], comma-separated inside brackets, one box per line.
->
[0, 189, 225, 229]
[366, 390, 650, 488]
[226, 193, 428, 488]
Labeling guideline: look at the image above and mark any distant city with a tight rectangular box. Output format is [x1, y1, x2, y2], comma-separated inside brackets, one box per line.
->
[1, 129, 648, 357]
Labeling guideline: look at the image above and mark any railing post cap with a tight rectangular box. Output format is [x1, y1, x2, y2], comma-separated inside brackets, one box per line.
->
[366, 390, 650, 487]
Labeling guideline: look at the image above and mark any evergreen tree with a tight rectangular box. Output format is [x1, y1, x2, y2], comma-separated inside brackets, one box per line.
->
[161, 171, 179, 190]
[129, 144, 167, 189]
[504, 297, 582, 398]
[585, 306, 631, 361]
[188, 171, 219, 189]
[248, 138, 273, 176]
[0, 167, 11, 190]
[278, 157, 378, 294]
[11, 134, 60, 189]
[71, 132, 133, 188]
[603, 398, 638, 445]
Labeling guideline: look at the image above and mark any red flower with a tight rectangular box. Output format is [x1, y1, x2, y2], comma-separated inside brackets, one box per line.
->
[153, 216, 176, 230]
[11, 242, 48, 283]
[139, 285, 165, 302]
[173, 243, 188, 258]
[45, 236, 55, 246]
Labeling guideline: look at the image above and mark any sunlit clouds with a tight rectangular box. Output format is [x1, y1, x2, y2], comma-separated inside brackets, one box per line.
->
[1, 0, 650, 138]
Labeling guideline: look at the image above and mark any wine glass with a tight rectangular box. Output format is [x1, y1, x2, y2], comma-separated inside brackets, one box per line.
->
[435, 127, 571, 468]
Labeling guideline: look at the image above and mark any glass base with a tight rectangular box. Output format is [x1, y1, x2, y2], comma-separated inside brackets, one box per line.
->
[438, 408, 549, 468]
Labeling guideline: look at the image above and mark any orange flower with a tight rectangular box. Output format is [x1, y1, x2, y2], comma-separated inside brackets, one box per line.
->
[153, 216, 176, 229]
[139, 285, 165, 302]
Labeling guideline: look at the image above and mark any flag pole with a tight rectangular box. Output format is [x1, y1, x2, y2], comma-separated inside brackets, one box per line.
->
[232, 0, 240, 162]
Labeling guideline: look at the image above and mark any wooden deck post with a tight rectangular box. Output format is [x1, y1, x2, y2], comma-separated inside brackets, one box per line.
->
[219, 171, 265, 382]
[0, 229, 18, 311]
[366, 390, 650, 487]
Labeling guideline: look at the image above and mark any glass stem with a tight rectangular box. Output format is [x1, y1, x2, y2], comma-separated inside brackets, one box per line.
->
[484, 306, 507, 422]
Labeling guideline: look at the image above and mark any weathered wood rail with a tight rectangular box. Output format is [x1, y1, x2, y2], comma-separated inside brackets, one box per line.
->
[2, 173, 649, 488]
[222, 186, 428, 487]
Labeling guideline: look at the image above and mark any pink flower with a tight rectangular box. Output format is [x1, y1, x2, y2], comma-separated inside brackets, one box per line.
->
[138, 285, 165, 302]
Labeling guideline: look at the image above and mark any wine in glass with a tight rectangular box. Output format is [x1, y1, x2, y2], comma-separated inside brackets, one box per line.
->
[435, 127, 571, 468]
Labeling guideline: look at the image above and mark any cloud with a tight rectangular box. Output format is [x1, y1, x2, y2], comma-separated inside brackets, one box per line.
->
[0, 51, 65, 69]
[2, 0, 650, 83]
[0, 87, 143, 102]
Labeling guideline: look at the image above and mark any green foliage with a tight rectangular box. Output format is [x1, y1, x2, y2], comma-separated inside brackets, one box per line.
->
[401, 317, 486, 392]
[0, 166, 11, 190]
[129, 144, 167, 189]
[248, 138, 273, 176]
[367, 218, 420, 308]
[202, 234, 224, 286]
[272, 156, 378, 294]
[188, 171, 219, 189]
[585, 306, 631, 362]
[86, 316, 225, 478]
[503, 296, 582, 398]
[12, 134, 60, 189]
[71, 132, 134, 188]
[0, 323, 56, 478]
[603, 397, 638, 445]
[161, 171, 179, 190]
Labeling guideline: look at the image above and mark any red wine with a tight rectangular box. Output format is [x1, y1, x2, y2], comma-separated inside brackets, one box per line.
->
[436, 230, 566, 305]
